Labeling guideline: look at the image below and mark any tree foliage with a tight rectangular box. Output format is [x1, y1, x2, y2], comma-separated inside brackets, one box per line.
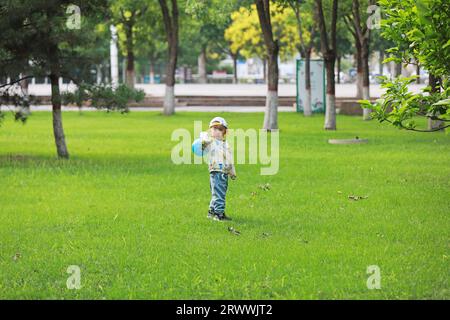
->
[0, 0, 108, 127]
[62, 83, 145, 112]
[225, 3, 299, 61]
[360, 0, 450, 132]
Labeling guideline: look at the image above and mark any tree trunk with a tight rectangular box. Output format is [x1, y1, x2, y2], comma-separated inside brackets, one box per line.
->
[159, 0, 179, 115]
[198, 46, 207, 84]
[49, 74, 69, 159]
[336, 56, 341, 84]
[379, 50, 384, 75]
[232, 53, 238, 84]
[19, 74, 29, 96]
[264, 50, 279, 130]
[19, 74, 30, 116]
[316, 0, 338, 130]
[122, 58, 126, 84]
[427, 74, 444, 131]
[103, 62, 109, 84]
[96, 64, 102, 84]
[110, 25, 119, 88]
[262, 58, 267, 83]
[324, 57, 337, 130]
[347, 0, 371, 119]
[416, 64, 420, 84]
[149, 60, 155, 84]
[163, 33, 178, 115]
[256, 0, 279, 130]
[304, 48, 312, 116]
[362, 40, 371, 120]
[355, 50, 363, 99]
[125, 22, 135, 88]
[293, 2, 312, 116]
[395, 62, 401, 77]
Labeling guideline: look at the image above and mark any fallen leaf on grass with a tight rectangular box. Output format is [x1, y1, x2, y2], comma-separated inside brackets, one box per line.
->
[12, 253, 21, 262]
[228, 227, 241, 236]
[348, 195, 368, 201]
[258, 183, 271, 191]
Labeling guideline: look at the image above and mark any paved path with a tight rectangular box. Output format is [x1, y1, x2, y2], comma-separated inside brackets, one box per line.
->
[25, 83, 427, 98]
[0, 105, 295, 113]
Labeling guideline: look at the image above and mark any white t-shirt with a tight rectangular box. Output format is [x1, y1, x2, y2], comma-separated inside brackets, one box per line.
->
[201, 133, 235, 175]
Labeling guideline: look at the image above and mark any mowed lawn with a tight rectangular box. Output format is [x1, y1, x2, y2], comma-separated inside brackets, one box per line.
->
[0, 111, 449, 299]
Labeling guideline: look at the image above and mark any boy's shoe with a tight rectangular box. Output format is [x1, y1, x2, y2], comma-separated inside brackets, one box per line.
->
[213, 213, 232, 221]
[221, 214, 232, 221]
[207, 209, 214, 219]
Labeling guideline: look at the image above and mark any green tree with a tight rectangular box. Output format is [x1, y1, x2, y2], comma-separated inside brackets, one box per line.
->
[315, 0, 339, 130]
[254, 0, 299, 130]
[110, 0, 148, 88]
[185, 0, 239, 83]
[343, 0, 375, 120]
[360, 0, 450, 132]
[225, 6, 266, 67]
[159, 0, 179, 115]
[225, 2, 298, 129]
[0, 0, 108, 158]
[281, 0, 319, 116]
[336, 18, 353, 85]
[370, 28, 393, 77]
[134, 4, 167, 84]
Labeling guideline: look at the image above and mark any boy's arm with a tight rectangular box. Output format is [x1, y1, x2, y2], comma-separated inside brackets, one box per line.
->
[229, 164, 237, 179]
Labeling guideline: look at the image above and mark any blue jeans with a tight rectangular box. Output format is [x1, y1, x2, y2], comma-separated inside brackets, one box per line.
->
[209, 171, 228, 215]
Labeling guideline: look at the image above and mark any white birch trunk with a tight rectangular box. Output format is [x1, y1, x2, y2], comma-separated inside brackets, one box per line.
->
[163, 85, 175, 115]
[362, 86, 371, 120]
[110, 25, 119, 89]
[356, 72, 363, 98]
[324, 93, 336, 130]
[263, 90, 278, 130]
[96, 65, 102, 84]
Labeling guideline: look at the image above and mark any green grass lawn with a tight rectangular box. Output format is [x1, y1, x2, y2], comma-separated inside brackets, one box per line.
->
[0, 111, 449, 299]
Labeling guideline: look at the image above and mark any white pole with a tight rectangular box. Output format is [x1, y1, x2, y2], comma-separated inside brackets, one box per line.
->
[110, 25, 119, 89]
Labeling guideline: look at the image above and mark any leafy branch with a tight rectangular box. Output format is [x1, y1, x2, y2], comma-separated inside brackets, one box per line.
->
[359, 76, 450, 132]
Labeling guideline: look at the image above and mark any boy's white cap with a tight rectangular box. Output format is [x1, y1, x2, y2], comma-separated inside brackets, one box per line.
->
[209, 116, 228, 128]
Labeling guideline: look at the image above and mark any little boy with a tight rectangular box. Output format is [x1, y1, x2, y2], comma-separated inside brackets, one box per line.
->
[201, 117, 236, 221]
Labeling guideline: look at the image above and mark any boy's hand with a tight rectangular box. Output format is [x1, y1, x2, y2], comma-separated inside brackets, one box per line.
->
[200, 131, 211, 144]
[230, 174, 237, 180]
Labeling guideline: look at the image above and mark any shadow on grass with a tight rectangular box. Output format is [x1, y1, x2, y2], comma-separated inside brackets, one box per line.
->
[0, 153, 191, 177]
[0, 154, 50, 163]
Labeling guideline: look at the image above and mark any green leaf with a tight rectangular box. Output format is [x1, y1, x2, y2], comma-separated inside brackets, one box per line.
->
[443, 39, 450, 49]
[433, 99, 450, 106]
